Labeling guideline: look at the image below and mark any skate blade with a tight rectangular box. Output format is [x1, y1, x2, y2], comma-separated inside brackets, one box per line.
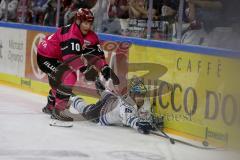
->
[49, 119, 73, 128]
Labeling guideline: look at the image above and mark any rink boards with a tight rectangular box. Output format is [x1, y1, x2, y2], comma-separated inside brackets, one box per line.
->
[0, 22, 239, 147]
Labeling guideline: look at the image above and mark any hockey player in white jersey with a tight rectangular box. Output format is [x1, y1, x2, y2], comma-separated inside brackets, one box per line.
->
[70, 77, 155, 134]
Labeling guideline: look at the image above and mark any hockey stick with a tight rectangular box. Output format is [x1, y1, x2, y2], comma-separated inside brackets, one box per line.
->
[51, 47, 121, 93]
[47, 49, 99, 94]
[150, 131, 224, 150]
[150, 85, 223, 150]
[52, 48, 97, 76]
[159, 129, 175, 144]
[150, 130, 223, 150]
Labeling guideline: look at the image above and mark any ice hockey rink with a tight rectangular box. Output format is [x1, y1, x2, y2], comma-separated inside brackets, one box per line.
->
[0, 84, 239, 160]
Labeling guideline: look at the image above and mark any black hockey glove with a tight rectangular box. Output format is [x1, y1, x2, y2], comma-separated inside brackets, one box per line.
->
[95, 77, 106, 95]
[101, 65, 120, 85]
[80, 65, 98, 81]
[151, 115, 164, 130]
[136, 121, 153, 134]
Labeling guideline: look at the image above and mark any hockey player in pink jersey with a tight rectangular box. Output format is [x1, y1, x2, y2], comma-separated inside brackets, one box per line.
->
[37, 8, 119, 121]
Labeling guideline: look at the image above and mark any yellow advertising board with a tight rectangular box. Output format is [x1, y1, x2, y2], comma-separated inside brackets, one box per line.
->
[128, 44, 240, 146]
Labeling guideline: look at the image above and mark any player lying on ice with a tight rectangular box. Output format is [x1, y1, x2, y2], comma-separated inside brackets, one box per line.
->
[69, 77, 162, 134]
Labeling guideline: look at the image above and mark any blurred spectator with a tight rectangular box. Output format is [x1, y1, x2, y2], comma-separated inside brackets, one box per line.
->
[91, 0, 109, 31]
[91, 0, 121, 34]
[16, 0, 32, 23]
[62, 0, 71, 8]
[43, 0, 57, 26]
[61, 0, 72, 26]
[129, 0, 149, 19]
[74, 0, 88, 8]
[180, 0, 208, 45]
[181, 20, 207, 45]
[91, 0, 104, 16]
[128, 0, 148, 38]
[58, 2, 65, 27]
[180, 0, 239, 51]
[64, 0, 80, 25]
[0, 0, 19, 21]
[85, 0, 97, 9]
[31, 0, 48, 25]
[187, 0, 223, 33]
[151, 0, 178, 40]
[180, 0, 221, 45]
[203, 0, 240, 50]
[161, 3, 177, 19]
[128, 0, 172, 39]
[108, 0, 129, 19]
[117, 0, 129, 36]
[63, 0, 96, 26]
[108, 0, 129, 35]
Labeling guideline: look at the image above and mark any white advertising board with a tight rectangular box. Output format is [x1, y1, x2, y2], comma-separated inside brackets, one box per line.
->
[0, 27, 26, 77]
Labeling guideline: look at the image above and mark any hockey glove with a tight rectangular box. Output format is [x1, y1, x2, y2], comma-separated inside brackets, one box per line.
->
[105, 78, 119, 94]
[101, 65, 120, 85]
[95, 77, 106, 95]
[151, 115, 164, 130]
[80, 65, 98, 81]
[136, 121, 153, 134]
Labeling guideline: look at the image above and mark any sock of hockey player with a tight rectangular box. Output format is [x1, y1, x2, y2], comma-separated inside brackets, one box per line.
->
[52, 88, 74, 122]
[42, 90, 55, 115]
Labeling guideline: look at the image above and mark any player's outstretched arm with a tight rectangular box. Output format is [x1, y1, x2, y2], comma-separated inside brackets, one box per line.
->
[120, 104, 154, 134]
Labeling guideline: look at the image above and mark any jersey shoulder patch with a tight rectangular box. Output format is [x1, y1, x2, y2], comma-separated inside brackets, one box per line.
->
[61, 24, 72, 35]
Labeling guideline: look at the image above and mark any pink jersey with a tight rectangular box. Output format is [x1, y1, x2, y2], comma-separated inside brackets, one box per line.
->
[37, 23, 107, 70]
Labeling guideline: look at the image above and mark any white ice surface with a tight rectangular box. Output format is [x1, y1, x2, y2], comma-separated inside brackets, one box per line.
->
[0, 85, 239, 160]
